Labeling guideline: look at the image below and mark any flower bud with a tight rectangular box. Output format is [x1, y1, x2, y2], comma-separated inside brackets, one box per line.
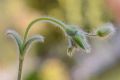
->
[96, 23, 115, 38]
[66, 25, 91, 53]
[72, 30, 91, 53]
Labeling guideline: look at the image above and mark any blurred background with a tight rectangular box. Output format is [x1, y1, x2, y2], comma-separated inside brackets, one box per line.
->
[1, 0, 120, 80]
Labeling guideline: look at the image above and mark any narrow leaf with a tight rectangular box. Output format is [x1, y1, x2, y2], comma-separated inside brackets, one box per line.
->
[6, 30, 23, 54]
[24, 35, 44, 53]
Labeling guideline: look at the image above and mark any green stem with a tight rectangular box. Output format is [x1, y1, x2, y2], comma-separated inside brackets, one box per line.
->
[85, 33, 97, 37]
[17, 56, 24, 80]
[23, 17, 67, 43]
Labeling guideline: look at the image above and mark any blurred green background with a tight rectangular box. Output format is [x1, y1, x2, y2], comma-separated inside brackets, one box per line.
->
[0, 0, 120, 80]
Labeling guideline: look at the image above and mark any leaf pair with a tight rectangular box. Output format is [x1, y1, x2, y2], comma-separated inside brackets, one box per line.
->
[7, 30, 44, 56]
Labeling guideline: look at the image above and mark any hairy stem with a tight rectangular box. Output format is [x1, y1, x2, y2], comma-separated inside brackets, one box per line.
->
[17, 56, 24, 80]
[23, 17, 67, 43]
[86, 33, 97, 36]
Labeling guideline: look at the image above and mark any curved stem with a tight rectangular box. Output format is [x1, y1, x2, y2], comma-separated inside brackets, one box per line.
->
[85, 33, 97, 37]
[23, 17, 67, 44]
[17, 56, 24, 80]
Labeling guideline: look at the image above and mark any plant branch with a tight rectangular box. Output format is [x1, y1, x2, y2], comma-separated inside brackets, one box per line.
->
[85, 33, 97, 37]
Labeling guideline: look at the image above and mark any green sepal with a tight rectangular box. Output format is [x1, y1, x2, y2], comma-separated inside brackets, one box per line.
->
[72, 31, 91, 53]
[67, 37, 77, 56]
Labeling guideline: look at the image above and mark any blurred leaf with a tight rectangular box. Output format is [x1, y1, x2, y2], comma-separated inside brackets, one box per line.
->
[6, 30, 23, 54]
[24, 35, 44, 53]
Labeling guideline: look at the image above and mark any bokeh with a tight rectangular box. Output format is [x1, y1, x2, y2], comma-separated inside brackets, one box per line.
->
[0, 0, 120, 80]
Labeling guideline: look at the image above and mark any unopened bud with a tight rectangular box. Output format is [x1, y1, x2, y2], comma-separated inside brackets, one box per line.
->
[96, 23, 115, 38]
[73, 30, 91, 53]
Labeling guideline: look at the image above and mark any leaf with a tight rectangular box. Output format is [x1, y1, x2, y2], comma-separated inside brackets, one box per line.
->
[6, 30, 23, 54]
[24, 35, 44, 53]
